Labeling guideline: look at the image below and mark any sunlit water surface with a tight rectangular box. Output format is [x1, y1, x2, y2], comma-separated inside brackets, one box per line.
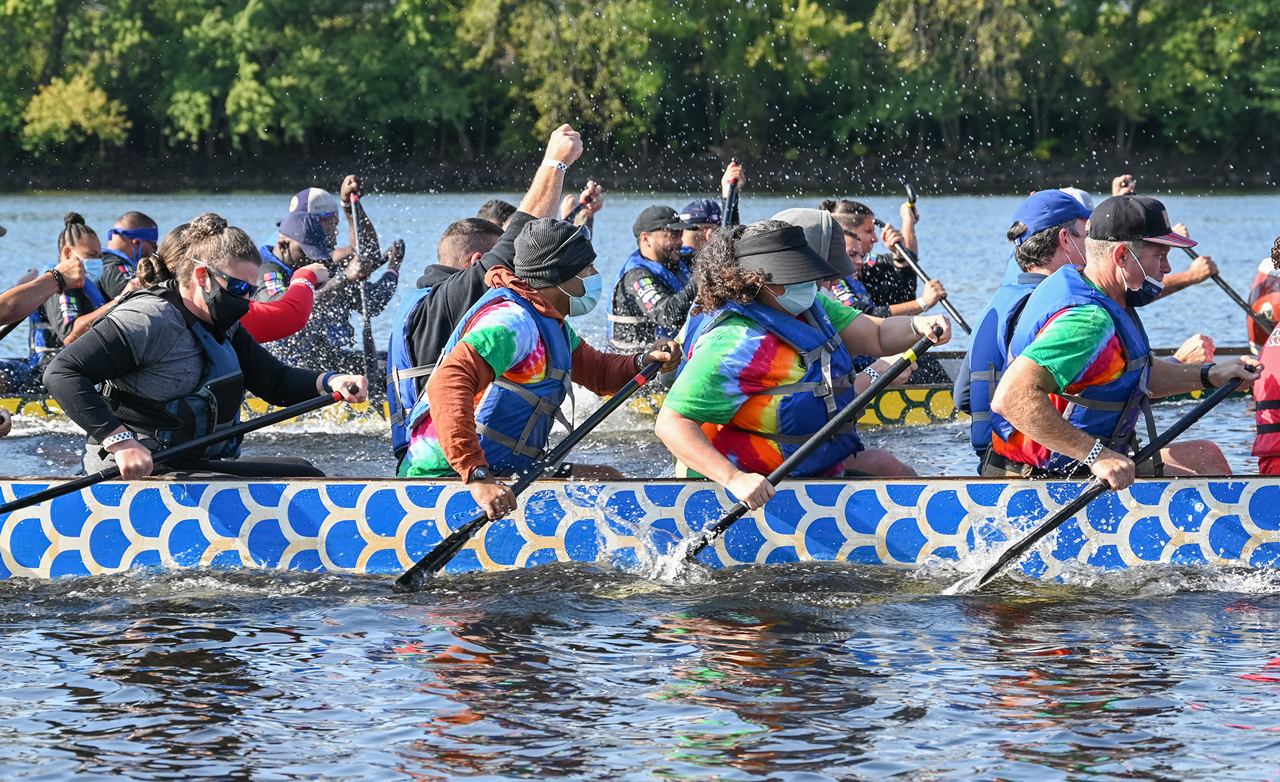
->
[0, 192, 1278, 778]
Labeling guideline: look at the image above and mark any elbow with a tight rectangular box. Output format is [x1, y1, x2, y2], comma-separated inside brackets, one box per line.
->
[989, 386, 1010, 419]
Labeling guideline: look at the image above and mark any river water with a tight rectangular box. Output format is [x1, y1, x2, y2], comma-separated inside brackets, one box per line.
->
[0, 191, 1278, 778]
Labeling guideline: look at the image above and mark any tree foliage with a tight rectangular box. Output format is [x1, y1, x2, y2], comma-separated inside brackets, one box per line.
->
[0, 0, 1278, 166]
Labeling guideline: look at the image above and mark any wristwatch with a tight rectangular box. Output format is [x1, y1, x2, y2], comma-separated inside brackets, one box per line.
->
[1201, 363, 1216, 390]
[466, 466, 490, 484]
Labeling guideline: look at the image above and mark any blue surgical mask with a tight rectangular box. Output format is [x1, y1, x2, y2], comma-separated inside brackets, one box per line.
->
[75, 251, 104, 282]
[563, 272, 602, 317]
[775, 281, 818, 315]
[1122, 248, 1164, 308]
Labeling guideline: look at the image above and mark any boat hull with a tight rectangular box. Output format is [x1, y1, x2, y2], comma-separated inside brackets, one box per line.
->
[1, 476, 1277, 581]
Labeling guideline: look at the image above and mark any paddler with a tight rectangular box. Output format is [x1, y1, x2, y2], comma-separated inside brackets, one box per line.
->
[43, 212, 367, 480]
[0, 223, 86, 394]
[140, 223, 329, 344]
[607, 205, 697, 351]
[987, 195, 1260, 487]
[959, 190, 1218, 472]
[655, 220, 951, 505]
[387, 125, 584, 465]
[477, 199, 517, 228]
[30, 214, 116, 368]
[257, 185, 402, 373]
[99, 212, 157, 298]
[818, 198, 951, 383]
[1253, 237, 1280, 474]
[398, 218, 679, 520]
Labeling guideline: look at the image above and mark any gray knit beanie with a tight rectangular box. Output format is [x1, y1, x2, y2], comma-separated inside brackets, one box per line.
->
[513, 218, 597, 288]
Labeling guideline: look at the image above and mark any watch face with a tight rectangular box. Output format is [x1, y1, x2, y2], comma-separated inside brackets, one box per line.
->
[472, 467, 488, 482]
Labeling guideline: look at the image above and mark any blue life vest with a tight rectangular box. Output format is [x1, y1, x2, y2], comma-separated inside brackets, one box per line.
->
[959, 274, 1044, 455]
[607, 250, 692, 348]
[680, 299, 863, 476]
[1001, 248, 1021, 284]
[102, 283, 245, 460]
[992, 265, 1153, 472]
[406, 287, 575, 475]
[386, 285, 435, 459]
[28, 265, 109, 364]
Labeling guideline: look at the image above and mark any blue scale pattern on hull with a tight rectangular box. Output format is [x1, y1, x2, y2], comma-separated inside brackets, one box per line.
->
[0, 478, 1276, 580]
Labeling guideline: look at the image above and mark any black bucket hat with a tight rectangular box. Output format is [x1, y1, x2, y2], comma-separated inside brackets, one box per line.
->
[735, 225, 838, 285]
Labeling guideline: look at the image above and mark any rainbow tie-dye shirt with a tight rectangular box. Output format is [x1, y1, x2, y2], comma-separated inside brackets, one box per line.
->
[991, 303, 1129, 468]
[664, 296, 859, 478]
[399, 298, 580, 478]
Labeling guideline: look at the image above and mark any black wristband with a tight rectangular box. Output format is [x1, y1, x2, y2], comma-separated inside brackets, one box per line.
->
[47, 268, 66, 293]
[1201, 363, 1215, 390]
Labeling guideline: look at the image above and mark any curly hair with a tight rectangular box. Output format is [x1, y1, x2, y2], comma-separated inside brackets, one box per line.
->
[136, 223, 190, 286]
[1272, 235, 1280, 271]
[691, 219, 793, 314]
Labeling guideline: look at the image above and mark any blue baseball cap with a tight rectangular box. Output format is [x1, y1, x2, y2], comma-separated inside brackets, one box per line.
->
[278, 211, 333, 261]
[1011, 190, 1092, 246]
[679, 198, 721, 225]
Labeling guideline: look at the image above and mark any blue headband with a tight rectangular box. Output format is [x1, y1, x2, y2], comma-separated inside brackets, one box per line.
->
[106, 227, 159, 243]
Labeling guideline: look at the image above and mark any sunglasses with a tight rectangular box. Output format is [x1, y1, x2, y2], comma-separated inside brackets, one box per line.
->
[194, 260, 259, 298]
[549, 223, 591, 260]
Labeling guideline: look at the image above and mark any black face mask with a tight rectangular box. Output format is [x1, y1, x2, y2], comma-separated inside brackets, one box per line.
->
[202, 280, 252, 332]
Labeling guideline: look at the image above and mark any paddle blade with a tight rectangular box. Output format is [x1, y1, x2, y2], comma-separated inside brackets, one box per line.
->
[395, 511, 487, 592]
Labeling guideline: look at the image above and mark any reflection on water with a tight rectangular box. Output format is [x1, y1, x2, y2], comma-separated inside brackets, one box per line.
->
[1, 565, 1278, 779]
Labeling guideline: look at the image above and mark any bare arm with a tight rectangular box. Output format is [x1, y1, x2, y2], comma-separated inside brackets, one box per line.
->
[0, 272, 62, 325]
[1148, 353, 1260, 397]
[654, 406, 774, 509]
[836, 313, 950, 363]
[517, 124, 583, 219]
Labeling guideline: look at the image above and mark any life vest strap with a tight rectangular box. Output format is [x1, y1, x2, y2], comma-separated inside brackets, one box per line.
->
[970, 412, 991, 422]
[727, 422, 857, 445]
[968, 369, 1001, 382]
[1257, 399, 1280, 410]
[387, 363, 437, 426]
[1057, 393, 1129, 412]
[607, 314, 649, 325]
[1258, 423, 1280, 434]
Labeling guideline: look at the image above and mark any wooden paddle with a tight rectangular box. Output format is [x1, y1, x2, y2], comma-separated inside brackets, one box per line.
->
[1179, 246, 1275, 334]
[944, 377, 1244, 594]
[684, 326, 943, 562]
[0, 387, 353, 519]
[349, 194, 379, 386]
[872, 218, 971, 334]
[394, 359, 664, 591]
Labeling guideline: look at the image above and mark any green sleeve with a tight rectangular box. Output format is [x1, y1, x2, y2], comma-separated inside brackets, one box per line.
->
[565, 321, 581, 352]
[1019, 305, 1115, 392]
[819, 293, 860, 332]
[662, 319, 750, 425]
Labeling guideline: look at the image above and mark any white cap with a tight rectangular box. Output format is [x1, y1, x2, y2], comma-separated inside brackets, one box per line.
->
[288, 187, 342, 216]
[1059, 187, 1094, 210]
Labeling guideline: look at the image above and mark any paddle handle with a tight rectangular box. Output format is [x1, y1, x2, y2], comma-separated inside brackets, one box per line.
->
[350, 195, 378, 383]
[565, 200, 588, 223]
[904, 183, 918, 222]
[874, 219, 970, 334]
[0, 320, 20, 342]
[394, 360, 664, 590]
[688, 327, 943, 558]
[1179, 246, 1276, 333]
[971, 377, 1244, 589]
[0, 389, 347, 519]
[723, 157, 740, 229]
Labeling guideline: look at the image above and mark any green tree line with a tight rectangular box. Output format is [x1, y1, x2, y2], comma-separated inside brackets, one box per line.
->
[3, 0, 1279, 168]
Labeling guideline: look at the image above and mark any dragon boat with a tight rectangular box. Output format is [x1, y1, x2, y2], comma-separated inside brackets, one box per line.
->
[1, 475, 1277, 582]
[3, 344, 1247, 430]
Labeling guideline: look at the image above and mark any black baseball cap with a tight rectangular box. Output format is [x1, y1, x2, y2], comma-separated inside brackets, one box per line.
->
[1087, 195, 1196, 248]
[735, 225, 838, 285]
[633, 205, 695, 237]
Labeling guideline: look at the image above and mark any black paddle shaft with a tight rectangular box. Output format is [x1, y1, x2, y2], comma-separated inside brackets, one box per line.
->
[872, 218, 971, 334]
[1179, 246, 1275, 334]
[0, 320, 20, 342]
[968, 377, 1243, 590]
[722, 157, 741, 230]
[350, 195, 379, 385]
[0, 388, 349, 519]
[394, 360, 664, 591]
[685, 327, 943, 560]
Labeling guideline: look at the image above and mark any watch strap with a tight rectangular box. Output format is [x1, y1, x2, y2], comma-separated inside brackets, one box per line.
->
[1201, 363, 1215, 390]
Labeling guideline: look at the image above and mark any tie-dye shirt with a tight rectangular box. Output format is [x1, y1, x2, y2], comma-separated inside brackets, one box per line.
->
[665, 296, 859, 478]
[399, 297, 580, 477]
[991, 294, 1128, 468]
